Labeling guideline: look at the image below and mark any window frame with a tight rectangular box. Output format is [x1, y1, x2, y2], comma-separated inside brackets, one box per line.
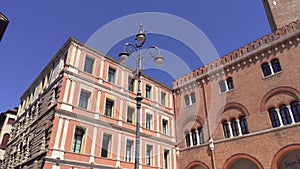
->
[161, 91, 166, 106]
[145, 113, 153, 130]
[83, 56, 95, 74]
[107, 67, 116, 84]
[78, 89, 91, 110]
[271, 58, 282, 73]
[128, 76, 135, 92]
[269, 108, 281, 128]
[104, 99, 114, 117]
[145, 84, 152, 99]
[126, 106, 135, 124]
[162, 119, 169, 135]
[101, 133, 112, 158]
[146, 144, 154, 166]
[125, 139, 134, 162]
[71, 127, 85, 153]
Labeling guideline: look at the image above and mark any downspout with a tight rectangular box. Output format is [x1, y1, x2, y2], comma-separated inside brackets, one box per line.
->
[202, 82, 216, 169]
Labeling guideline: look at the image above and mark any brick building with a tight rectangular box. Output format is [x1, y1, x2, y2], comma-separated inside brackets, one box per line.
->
[2, 38, 175, 169]
[174, 0, 300, 169]
[0, 108, 17, 163]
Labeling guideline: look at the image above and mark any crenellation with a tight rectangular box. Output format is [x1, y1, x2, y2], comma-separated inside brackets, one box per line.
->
[173, 20, 300, 88]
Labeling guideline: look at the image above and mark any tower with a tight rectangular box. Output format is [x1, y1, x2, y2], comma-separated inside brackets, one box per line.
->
[262, 0, 300, 31]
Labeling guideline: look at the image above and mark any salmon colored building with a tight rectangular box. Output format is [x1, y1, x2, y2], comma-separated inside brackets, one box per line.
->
[2, 38, 176, 169]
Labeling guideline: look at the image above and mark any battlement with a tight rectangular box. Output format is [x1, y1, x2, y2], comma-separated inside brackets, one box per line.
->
[173, 20, 300, 88]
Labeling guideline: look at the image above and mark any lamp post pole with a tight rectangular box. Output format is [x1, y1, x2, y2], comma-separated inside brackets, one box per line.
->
[134, 46, 142, 169]
[119, 24, 164, 169]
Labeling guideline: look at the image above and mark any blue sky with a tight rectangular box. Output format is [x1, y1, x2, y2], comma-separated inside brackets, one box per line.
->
[0, 0, 271, 111]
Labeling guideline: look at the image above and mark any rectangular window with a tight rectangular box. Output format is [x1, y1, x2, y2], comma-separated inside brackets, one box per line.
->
[161, 92, 166, 106]
[72, 127, 84, 153]
[146, 113, 153, 130]
[146, 85, 152, 99]
[78, 90, 91, 109]
[101, 134, 112, 158]
[128, 77, 134, 92]
[163, 149, 170, 169]
[108, 67, 116, 83]
[83, 57, 94, 74]
[198, 128, 204, 144]
[222, 122, 231, 138]
[146, 144, 153, 166]
[127, 106, 135, 124]
[190, 92, 196, 104]
[184, 95, 190, 106]
[219, 81, 227, 93]
[125, 139, 134, 162]
[105, 99, 114, 117]
[162, 119, 168, 135]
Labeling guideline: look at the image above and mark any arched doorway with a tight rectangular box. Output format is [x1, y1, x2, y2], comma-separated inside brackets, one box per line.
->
[223, 154, 263, 169]
[192, 166, 205, 169]
[185, 161, 209, 169]
[229, 159, 259, 169]
[278, 150, 300, 169]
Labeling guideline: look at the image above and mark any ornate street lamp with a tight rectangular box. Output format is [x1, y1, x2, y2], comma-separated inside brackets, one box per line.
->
[119, 24, 164, 169]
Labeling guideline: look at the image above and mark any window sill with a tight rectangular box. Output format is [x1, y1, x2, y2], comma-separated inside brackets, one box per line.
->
[220, 89, 234, 95]
[262, 71, 282, 79]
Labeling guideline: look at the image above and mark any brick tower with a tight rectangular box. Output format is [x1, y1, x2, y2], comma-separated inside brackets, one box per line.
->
[262, 0, 300, 31]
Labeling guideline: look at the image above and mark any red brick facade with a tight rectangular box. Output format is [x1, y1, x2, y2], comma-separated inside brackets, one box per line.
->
[173, 16, 300, 169]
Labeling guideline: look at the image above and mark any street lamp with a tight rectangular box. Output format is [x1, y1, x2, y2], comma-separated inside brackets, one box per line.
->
[119, 24, 164, 169]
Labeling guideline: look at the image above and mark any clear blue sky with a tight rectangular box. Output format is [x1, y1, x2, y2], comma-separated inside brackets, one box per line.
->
[0, 0, 271, 111]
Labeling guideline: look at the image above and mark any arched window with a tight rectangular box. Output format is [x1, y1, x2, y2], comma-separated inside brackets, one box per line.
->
[291, 102, 300, 123]
[261, 63, 271, 77]
[231, 119, 239, 136]
[222, 122, 231, 138]
[198, 127, 204, 144]
[271, 59, 282, 73]
[0, 133, 10, 149]
[269, 108, 280, 127]
[280, 105, 292, 125]
[191, 129, 197, 145]
[185, 133, 191, 147]
[227, 77, 234, 90]
[240, 116, 249, 134]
